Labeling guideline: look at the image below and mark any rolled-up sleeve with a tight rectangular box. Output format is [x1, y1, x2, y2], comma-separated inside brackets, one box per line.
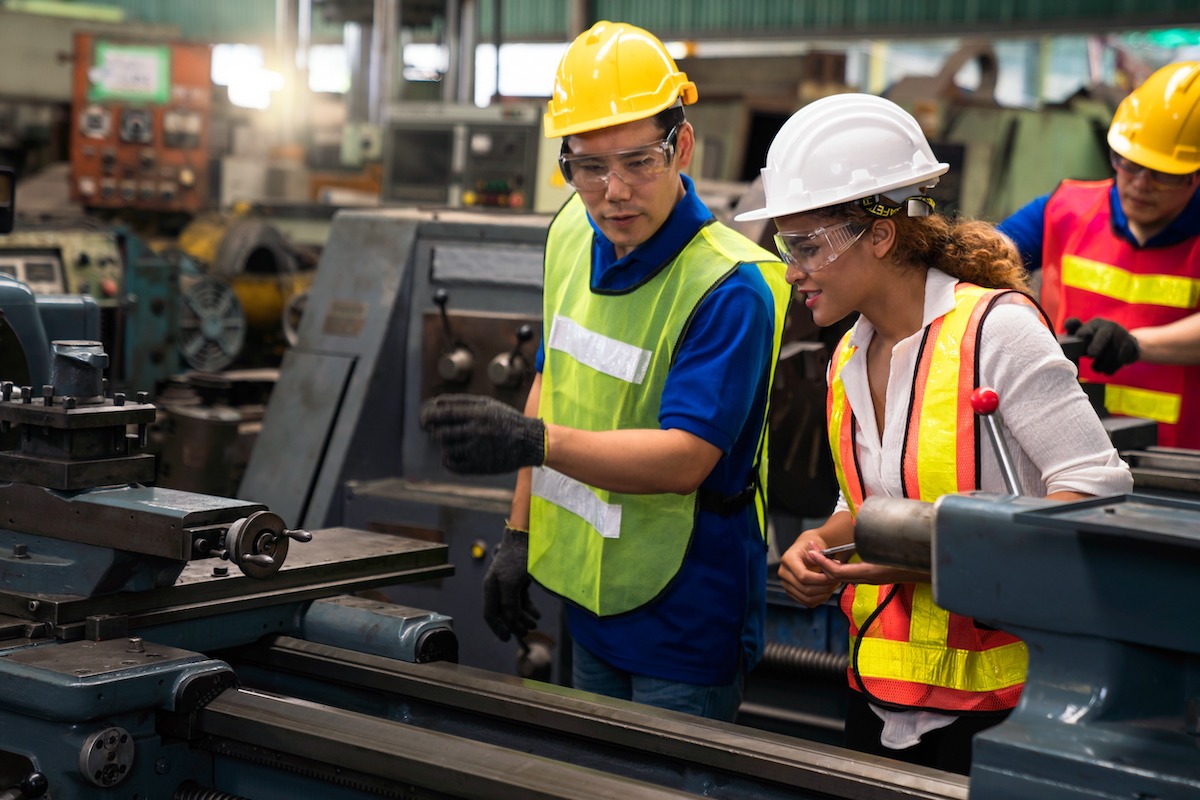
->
[979, 303, 1134, 497]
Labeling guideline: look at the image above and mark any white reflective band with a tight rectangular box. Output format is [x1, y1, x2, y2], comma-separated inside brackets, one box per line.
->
[547, 315, 652, 385]
[531, 467, 623, 539]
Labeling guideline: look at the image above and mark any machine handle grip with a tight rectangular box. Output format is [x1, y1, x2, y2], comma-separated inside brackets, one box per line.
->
[0, 772, 48, 800]
[970, 387, 1022, 495]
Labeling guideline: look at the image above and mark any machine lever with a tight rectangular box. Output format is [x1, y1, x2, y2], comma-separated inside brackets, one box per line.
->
[432, 289, 475, 383]
[0, 772, 48, 800]
[970, 387, 1021, 494]
[241, 553, 275, 567]
[433, 289, 454, 342]
[284, 528, 313, 542]
[488, 324, 534, 388]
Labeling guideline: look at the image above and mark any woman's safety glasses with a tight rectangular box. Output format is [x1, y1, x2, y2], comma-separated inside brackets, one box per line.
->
[558, 126, 679, 191]
[1109, 151, 1196, 189]
[773, 221, 868, 276]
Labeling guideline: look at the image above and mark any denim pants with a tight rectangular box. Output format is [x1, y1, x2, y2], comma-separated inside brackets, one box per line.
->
[571, 640, 744, 722]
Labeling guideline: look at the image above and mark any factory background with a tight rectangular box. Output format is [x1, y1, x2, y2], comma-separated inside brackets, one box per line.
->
[0, 1, 1196, 799]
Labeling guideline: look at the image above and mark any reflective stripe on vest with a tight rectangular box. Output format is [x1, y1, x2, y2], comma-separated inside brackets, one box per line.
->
[1105, 383, 1182, 425]
[1061, 255, 1200, 310]
[1044, 180, 1200, 448]
[830, 282, 1030, 712]
[530, 194, 790, 617]
[827, 336, 864, 514]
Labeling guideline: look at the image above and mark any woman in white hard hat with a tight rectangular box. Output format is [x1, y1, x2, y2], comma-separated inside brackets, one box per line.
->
[735, 94, 1132, 773]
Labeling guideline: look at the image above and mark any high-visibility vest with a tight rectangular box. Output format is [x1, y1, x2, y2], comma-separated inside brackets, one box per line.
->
[828, 282, 1030, 712]
[1043, 179, 1200, 448]
[530, 194, 790, 617]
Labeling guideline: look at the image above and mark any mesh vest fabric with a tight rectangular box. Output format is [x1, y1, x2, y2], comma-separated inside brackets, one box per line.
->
[1043, 179, 1200, 447]
[530, 194, 789, 617]
[828, 282, 1031, 712]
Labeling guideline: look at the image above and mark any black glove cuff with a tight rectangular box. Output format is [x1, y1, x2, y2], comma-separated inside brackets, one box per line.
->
[518, 418, 547, 468]
[502, 525, 530, 544]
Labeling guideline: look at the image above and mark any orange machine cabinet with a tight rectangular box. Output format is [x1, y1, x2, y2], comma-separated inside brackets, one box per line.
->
[70, 34, 212, 214]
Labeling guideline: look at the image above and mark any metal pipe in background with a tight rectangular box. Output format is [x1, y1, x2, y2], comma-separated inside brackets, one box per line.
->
[761, 642, 847, 680]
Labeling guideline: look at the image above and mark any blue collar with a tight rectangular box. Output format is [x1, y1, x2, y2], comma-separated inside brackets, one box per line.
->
[586, 174, 714, 292]
[1108, 181, 1200, 248]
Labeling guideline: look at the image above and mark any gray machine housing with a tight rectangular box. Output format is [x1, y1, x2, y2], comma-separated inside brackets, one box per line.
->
[240, 206, 558, 679]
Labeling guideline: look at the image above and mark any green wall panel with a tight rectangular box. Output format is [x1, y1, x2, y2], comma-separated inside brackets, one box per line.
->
[61, 0, 1200, 44]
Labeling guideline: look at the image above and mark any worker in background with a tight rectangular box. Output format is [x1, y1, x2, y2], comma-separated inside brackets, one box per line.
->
[998, 61, 1200, 449]
[420, 21, 791, 721]
[735, 94, 1132, 772]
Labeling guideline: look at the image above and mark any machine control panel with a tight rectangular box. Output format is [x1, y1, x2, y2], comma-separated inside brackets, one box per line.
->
[0, 230, 123, 303]
[69, 34, 212, 214]
[381, 103, 543, 211]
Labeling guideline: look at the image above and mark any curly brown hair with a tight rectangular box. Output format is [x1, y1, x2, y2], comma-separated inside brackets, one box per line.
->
[820, 201, 1032, 295]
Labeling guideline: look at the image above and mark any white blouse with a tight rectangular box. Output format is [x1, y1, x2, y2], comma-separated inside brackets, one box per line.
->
[833, 268, 1133, 514]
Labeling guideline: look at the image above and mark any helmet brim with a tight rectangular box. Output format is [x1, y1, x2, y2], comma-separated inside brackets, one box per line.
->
[734, 165, 949, 222]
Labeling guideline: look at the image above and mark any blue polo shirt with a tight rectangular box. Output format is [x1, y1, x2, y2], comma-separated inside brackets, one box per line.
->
[534, 174, 776, 685]
[999, 181, 1200, 269]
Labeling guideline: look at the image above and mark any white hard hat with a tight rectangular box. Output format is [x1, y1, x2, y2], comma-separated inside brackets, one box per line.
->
[734, 93, 949, 222]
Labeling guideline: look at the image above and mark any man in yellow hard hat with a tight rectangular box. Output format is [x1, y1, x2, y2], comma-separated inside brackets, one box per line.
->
[999, 61, 1200, 448]
[421, 21, 791, 720]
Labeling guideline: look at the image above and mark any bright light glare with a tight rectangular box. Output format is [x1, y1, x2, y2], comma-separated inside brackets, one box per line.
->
[474, 43, 568, 106]
[228, 69, 284, 110]
[212, 43, 264, 87]
[309, 44, 350, 93]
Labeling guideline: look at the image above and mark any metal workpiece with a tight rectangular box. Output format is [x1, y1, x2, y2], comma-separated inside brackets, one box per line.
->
[217, 636, 967, 800]
[853, 496, 936, 571]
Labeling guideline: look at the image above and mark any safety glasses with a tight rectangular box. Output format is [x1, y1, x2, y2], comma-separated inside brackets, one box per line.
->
[558, 126, 679, 191]
[1110, 151, 1197, 189]
[773, 221, 868, 276]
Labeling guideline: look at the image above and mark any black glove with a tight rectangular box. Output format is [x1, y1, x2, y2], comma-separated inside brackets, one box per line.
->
[1063, 317, 1139, 375]
[482, 526, 540, 642]
[419, 394, 546, 474]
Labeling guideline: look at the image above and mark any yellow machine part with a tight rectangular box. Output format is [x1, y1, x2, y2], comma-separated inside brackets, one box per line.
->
[232, 271, 314, 330]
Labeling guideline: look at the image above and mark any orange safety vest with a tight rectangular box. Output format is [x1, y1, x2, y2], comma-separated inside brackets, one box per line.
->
[828, 282, 1031, 713]
[1043, 179, 1200, 449]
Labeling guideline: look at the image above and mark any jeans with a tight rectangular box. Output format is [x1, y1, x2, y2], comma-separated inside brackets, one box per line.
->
[571, 640, 744, 722]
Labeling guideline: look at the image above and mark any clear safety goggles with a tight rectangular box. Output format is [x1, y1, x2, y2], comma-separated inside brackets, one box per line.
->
[1110, 150, 1196, 189]
[558, 126, 679, 191]
[773, 221, 868, 276]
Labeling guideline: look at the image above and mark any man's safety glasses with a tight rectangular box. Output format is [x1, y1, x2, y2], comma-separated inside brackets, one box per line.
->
[1110, 151, 1197, 189]
[773, 221, 868, 276]
[558, 126, 679, 191]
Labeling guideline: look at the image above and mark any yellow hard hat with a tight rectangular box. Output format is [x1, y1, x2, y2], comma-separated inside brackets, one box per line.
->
[543, 21, 698, 139]
[1108, 61, 1200, 175]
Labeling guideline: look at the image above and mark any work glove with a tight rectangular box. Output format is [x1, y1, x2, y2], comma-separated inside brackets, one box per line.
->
[419, 394, 546, 474]
[482, 525, 540, 642]
[1064, 317, 1140, 375]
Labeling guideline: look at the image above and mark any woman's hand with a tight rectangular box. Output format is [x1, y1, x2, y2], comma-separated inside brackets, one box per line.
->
[803, 549, 928, 587]
[778, 532, 842, 607]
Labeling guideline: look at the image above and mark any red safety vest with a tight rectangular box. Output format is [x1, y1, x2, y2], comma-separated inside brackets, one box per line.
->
[1043, 179, 1200, 448]
[828, 282, 1030, 713]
